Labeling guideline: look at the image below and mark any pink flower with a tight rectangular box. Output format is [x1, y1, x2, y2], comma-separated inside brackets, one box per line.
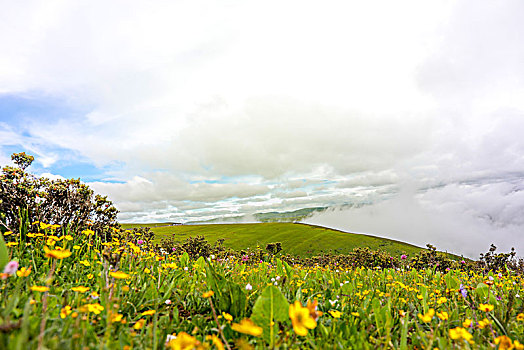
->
[242, 255, 249, 262]
[401, 255, 407, 260]
[3, 261, 19, 275]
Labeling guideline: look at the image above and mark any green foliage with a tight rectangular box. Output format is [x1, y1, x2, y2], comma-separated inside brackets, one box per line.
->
[10, 152, 33, 171]
[251, 285, 289, 346]
[17, 207, 29, 243]
[0, 231, 7, 271]
[205, 261, 246, 317]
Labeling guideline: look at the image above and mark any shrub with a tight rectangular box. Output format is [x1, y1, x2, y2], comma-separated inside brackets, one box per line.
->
[265, 242, 282, 255]
[409, 244, 458, 272]
[0, 152, 119, 240]
[479, 244, 522, 273]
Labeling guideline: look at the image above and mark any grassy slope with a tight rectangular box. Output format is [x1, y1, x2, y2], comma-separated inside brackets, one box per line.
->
[121, 222, 432, 257]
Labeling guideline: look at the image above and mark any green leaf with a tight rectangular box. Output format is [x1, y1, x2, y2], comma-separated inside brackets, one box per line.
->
[283, 260, 293, 280]
[0, 232, 7, 271]
[444, 274, 459, 290]
[226, 282, 247, 317]
[18, 207, 29, 242]
[399, 316, 409, 350]
[179, 252, 189, 267]
[251, 285, 290, 346]
[205, 261, 246, 317]
[194, 256, 206, 272]
[476, 283, 489, 299]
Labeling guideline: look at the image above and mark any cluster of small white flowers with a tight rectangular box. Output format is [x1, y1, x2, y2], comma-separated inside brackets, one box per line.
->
[245, 283, 253, 290]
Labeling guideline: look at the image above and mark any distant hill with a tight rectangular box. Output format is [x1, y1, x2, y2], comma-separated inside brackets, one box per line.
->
[254, 207, 327, 222]
[183, 207, 327, 224]
[120, 222, 462, 259]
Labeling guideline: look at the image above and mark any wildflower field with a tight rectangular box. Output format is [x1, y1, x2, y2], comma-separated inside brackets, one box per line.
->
[1, 224, 524, 350]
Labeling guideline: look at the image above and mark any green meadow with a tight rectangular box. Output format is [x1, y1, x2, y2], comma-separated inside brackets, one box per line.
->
[120, 222, 453, 258]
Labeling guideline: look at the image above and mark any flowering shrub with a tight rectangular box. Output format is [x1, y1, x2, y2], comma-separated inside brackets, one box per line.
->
[0, 153, 119, 240]
[479, 244, 523, 274]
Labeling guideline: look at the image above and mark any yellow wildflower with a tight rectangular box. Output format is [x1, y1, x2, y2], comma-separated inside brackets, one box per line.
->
[30, 286, 49, 292]
[517, 313, 524, 321]
[71, 286, 90, 293]
[479, 304, 494, 312]
[222, 312, 233, 322]
[16, 267, 31, 277]
[206, 335, 224, 350]
[437, 297, 447, 304]
[110, 313, 123, 323]
[449, 327, 473, 342]
[27, 232, 44, 238]
[82, 303, 104, 315]
[231, 318, 263, 337]
[6, 242, 18, 247]
[477, 318, 491, 329]
[436, 311, 448, 321]
[202, 291, 214, 298]
[133, 319, 146, 330]
[306, 299, 323, 321]
[462, 318, 473, 328]
[43, 246, 72, 259]
[82, 229, 94, 236]
[141, 310, 156, 316]
[514, 340, 524, 350]
[329, 310, 342, 318]
[418, 308, 435, 323]
[289, 300, 317, 336]
[109, 271, 130, 279]
[166, 332, 200, 350]
[495, 335, 515, 350]
[60, 306, 72, 319]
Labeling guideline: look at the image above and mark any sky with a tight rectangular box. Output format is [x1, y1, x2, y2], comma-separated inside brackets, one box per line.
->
[1, 0, 523, 257]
